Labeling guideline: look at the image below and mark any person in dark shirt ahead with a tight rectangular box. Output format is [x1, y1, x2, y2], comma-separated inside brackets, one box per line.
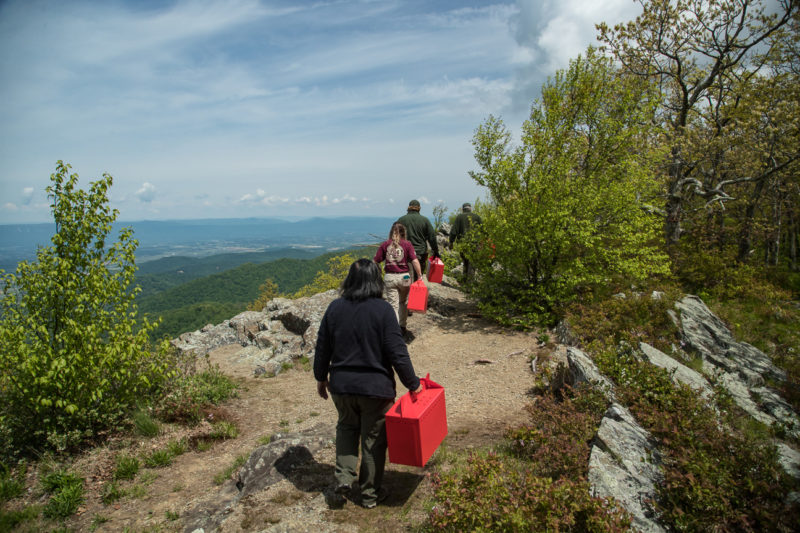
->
[314, 258, 423, 509]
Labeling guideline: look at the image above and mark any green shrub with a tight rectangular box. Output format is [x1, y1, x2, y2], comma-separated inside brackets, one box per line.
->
[563, 289, 682, 354]
[506, 386, 606, 479]
[428, 452, 631, 531]
[0, 162, 175, 459]
[465, 51, 669, 328]
[290, 254, 356, 298]
[113, 455, 139, 481]
[595, 343, 799, 531]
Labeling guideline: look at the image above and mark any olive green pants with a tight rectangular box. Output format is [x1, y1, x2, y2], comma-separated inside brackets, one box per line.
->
[331, 394, 394, 505]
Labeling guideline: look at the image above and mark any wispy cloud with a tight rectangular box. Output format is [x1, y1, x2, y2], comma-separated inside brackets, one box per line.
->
[0, 0, 643, 223]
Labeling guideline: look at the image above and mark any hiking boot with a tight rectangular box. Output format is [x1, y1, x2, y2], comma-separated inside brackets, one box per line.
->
[362, 487, 389, 509]
[334, 482, 352, 496]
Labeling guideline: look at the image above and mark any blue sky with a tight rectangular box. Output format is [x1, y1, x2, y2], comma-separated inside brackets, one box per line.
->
[0, 0, 641, 223]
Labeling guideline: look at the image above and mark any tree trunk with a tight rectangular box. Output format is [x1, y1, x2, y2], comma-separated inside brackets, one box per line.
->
[736, 178, 766, 263]
[788, 208, 798, 271]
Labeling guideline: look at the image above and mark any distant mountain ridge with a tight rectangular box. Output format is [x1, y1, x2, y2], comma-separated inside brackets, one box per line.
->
[138, 246, 377, 340]
[0, 216, 396, 271]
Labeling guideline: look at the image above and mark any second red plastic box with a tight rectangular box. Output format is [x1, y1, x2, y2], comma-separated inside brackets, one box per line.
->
[407, 280, 428, 313]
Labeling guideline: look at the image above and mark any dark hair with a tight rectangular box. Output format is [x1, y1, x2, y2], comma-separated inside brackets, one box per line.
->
[341, 258, 384, 301]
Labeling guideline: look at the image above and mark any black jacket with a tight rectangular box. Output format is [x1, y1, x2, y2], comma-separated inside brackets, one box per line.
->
[313, 297, 420, 398]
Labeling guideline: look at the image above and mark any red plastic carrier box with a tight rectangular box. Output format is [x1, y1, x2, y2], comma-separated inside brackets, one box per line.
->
[385, 374, 448, 467]
[407, 280, 428, 313]
[427, 257, 444, 284]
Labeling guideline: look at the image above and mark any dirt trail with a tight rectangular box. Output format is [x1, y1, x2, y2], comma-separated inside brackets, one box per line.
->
[66, 306, 542, 532]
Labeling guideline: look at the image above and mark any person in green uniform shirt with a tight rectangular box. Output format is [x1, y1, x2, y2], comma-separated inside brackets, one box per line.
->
[449, 202, 483, 278]
[396, 199, 439, 281]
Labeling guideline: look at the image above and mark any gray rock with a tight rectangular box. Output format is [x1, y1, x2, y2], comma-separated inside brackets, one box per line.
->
[565, 347, 615, 400]
[639, 342, 712, 399]
[676, 295, 785, 385]
[676, 295, 799, 437]
[555, 319, 580, 347]
[183, 427, 334, 533]
[776, 442, 800, 480]
[589, 403, 665, 533]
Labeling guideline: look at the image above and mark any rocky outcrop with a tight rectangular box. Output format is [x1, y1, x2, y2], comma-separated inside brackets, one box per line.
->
[560, 347, 664, 530]
[589, 404, 665, 533]
[552, 296, 800, 531]
[171, 290, 338, 376]
[183, 426, 335, 533]
[675, 295, 799, 438]
[170, 283, 474, 377]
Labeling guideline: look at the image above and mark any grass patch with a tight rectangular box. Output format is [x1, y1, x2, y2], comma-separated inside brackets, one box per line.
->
[212, 453, 248, 485]
[0, 461, 25, 502]
[90, 514, 110, 531]
[0, 505, 40, 531]
[210, 421, 239, 440]
[132, 410, 160, 437]
[167, 438, 188, 457]
[113, 455, 140, 481]
[40, 468, 84, 519]
[155, 367, 238, 424]
[101, 481, 124, 505]
[196, 440, 213, 452]
[144, 449, 173, 468]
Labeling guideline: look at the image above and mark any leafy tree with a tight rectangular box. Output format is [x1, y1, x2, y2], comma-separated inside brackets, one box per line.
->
[0, 162, 173, 457]
[291, 253, 358, 298]
[597, 0, 798, 248]
[247, 278, 282, 311]
[432, 202, 449, 230]
[467, 49, 669, 325]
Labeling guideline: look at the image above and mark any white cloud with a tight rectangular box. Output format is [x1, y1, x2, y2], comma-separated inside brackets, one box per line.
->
[259, 195, 289, 206]
[135, 182, 157, 203]
[510, 0, 642, 110]
[21, 187, 34, 205]
[3, 202, 19, 211]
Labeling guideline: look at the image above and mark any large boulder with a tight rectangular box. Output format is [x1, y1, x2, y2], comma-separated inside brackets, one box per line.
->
[589, 404, 665, 533]
[675, 295, 799, 438]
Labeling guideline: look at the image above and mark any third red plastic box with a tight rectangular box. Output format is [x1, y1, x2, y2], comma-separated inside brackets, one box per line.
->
[427, 257, 444, 284]
[385, 375, 448, 467]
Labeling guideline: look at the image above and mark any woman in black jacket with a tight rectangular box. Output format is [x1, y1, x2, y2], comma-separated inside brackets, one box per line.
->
[314, 258, 422, 508]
